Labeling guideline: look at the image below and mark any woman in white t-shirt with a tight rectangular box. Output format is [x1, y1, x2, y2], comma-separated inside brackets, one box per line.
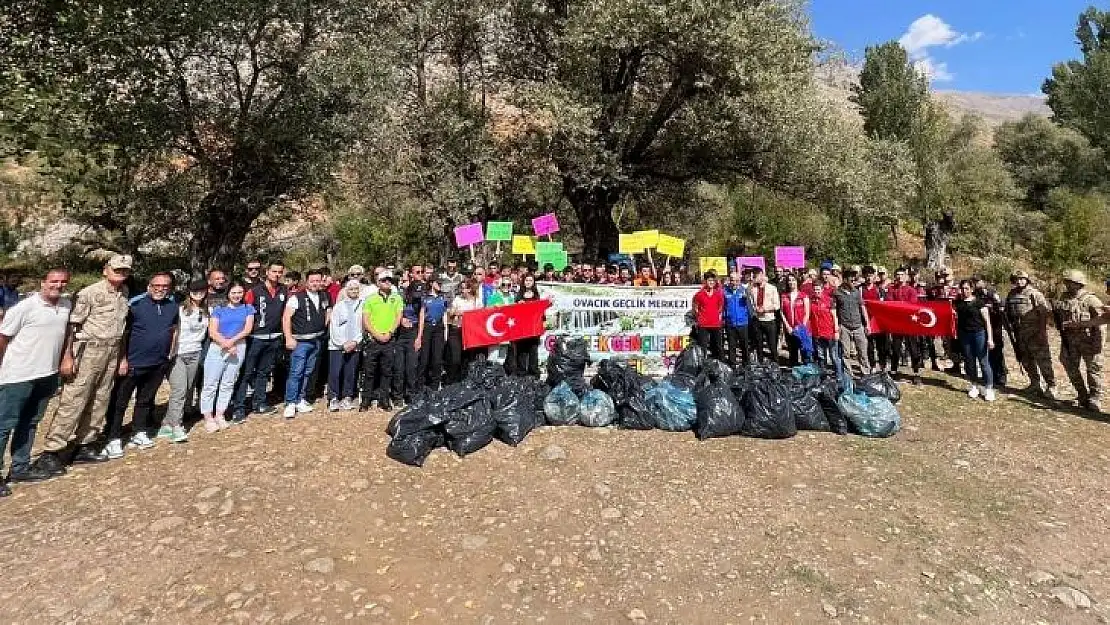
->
[445, 278, 483, 382]
[160, 280, 209, 443]
[327, 280, 364, 411]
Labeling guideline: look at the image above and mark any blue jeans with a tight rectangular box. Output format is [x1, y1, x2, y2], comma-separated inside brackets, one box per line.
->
[200, 343, 246, 414]
[285, 340, 321, 404]
[0, 375, 60, 475]
[959, 330, 993, 389]
[815, 338, 844, 380]
[328, 350, 359, 400]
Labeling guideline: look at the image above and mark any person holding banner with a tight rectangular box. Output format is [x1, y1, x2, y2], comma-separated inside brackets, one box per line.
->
[888, 268, 925, 386]
[954, 280, 997, 402]
[633, 265, 657, 287]
[513, 275, 543, 378]
[446, 279, 485, 383]
[691, 271, 725, 359]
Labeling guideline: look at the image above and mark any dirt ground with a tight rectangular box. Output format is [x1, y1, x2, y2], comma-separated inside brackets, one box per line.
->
[2, 364, 1110, 625]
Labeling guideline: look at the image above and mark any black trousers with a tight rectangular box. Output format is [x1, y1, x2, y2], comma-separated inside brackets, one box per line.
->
[725, 325, 751, 368]
[869, 333, 891, 370]
[890, 334, 923, 374]
[785, 333, 806, 367]
[106, 365, 165, 439]
[419, 324, 446, 389]
[754, 319, 779, 364]
[392, 329, 420, 400]
[514, 338, 541, 377]
[360, 339, 395, 405]
[695, 327, 724, 360]
[989, 334, 1007, 386]
[447, 326, 484, 383]
[231, 336, 282, 412]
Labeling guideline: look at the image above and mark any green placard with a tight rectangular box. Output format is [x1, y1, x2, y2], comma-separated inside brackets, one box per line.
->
[486, 221, 514, 242]
[536, 241, 564, 257]
[537, 248, 568, 271]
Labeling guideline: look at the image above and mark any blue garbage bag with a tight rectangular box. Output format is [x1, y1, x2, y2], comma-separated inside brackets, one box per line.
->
[645, 377, 698, 431]
[837, 391, 901, 438]
[792, 325, 814, 361]
[543, 381, 581, 426]
[579, 390, 617, 427]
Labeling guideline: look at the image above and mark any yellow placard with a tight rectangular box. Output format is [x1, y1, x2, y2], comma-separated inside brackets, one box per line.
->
[699, 257, 728, 276]
[619, 233, 644, 254]
[656, 234, 686, 257]
[635, 230, 660, 249]
[512, 235, 536, 255]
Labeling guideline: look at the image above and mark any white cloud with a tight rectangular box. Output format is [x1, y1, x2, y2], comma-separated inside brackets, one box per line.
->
[898, 14, 982, 83]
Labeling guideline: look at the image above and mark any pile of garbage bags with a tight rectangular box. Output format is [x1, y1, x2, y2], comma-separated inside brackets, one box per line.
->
[385, 341, 902, 467]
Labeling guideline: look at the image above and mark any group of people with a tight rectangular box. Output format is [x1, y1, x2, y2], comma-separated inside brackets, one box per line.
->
[687, 262, 1108, 411]
[0, 252, 1107, 498]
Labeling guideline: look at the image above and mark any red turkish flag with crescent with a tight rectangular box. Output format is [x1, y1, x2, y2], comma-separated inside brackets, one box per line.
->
[864, 300, 956, 338]
[462, 299, 552, 349]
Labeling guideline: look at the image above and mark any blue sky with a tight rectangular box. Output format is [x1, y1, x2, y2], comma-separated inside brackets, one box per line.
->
[809, 0, 1094, 94]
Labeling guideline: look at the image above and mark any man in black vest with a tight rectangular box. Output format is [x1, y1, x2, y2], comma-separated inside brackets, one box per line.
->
[282, 269, 330, 418]
[231, 262, 287, 423]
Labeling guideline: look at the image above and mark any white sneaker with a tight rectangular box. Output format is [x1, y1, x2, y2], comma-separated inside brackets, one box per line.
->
[128, 432, 155, 449]
[105, 438, 124, 459]
[328, 399, 341, 412]
[340, 398, 356, 411]
[295, 400, 314, 414]
[967, 385, 980, 399]
[283, 404, 297, 419]
[983, 388, 997, 402]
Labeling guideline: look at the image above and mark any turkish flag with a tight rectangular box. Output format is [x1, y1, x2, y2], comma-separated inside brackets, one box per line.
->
[865, 300, 956, 338]
[462, 299, 552, 349]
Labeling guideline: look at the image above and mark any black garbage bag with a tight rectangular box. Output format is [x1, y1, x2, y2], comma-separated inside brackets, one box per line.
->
[701, 359, 735, 387]
[857, 372, 901, 404]
[694, 378, 746, 440]
[579, 390, 617, 427]
[674, 343, 709, 377]
[466, 360, 507, 391]
[838, 392, 901, 438]
[816, 376, 849, 435]
[386, 428, 446, 467]
[386, 383, 484, 438]
[546, 337, 590, 389]
[789, 382, 829, 432]
[739, 380, 797, 439]
[444, 399, 497, 456]
[593, 360, 651, 403]
[543, 381, 581, 425]
[490, 379, 544, 446]
[646, 376, 698, 431]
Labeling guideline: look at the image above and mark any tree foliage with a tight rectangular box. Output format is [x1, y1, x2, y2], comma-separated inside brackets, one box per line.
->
[1044, 7, 1110, 156]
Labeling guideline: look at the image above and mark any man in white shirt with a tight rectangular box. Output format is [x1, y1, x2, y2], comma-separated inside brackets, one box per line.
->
[0, 268, 74, 495]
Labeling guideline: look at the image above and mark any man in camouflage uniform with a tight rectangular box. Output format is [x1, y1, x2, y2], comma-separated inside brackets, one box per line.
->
[1056, 270, 1107, 411]
[1005, 270, 1056, 398]
[31, 254, 131, 474]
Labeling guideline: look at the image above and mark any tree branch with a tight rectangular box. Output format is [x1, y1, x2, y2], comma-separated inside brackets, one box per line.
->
[622, 67, 698, 165]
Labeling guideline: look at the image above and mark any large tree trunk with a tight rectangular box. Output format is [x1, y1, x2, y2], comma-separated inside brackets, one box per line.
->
[188, 191, 262, 278]
[565, 178, 621, 262]
[924, 211, 955, 270]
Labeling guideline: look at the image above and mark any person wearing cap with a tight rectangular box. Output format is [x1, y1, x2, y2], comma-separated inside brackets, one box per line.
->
[161, 280, 209, 443]
[0, 268, 74, 493]
[1055, 270, 1108, 411]
[33, 254, 131, 471]
[360, 271, 403, 411]
[103, 272, 180, 455]
[927, 267, 962, 375]
[418, 277, 449, 389]
[1004, 270, 1056, 398]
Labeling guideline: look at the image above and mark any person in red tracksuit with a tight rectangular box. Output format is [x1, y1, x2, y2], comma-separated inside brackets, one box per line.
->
[862, 268, 889, 372]
[691, 271, 725, 359]
[888, 267, 924, 386]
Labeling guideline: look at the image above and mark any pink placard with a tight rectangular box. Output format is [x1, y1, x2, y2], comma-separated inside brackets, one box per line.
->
[774, 246, 806, 269]
[454, 223, 485, 248]
[735, 256, 766, 272]
[531, 213, 560, 237]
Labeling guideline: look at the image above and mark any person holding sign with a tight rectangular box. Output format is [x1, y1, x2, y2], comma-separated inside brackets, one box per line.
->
[691, 271, 725, 359]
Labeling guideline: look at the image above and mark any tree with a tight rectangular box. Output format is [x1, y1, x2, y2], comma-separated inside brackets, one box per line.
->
[500, 0, 817, 259]
[1, 0, 390, 275]
[850, 42, 929, 142]
[1044, 7, 1110, 156]
[995, 115, 1101, 210]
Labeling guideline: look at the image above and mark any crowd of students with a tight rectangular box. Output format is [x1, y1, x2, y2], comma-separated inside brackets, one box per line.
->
[0, 254, 1101, 497]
